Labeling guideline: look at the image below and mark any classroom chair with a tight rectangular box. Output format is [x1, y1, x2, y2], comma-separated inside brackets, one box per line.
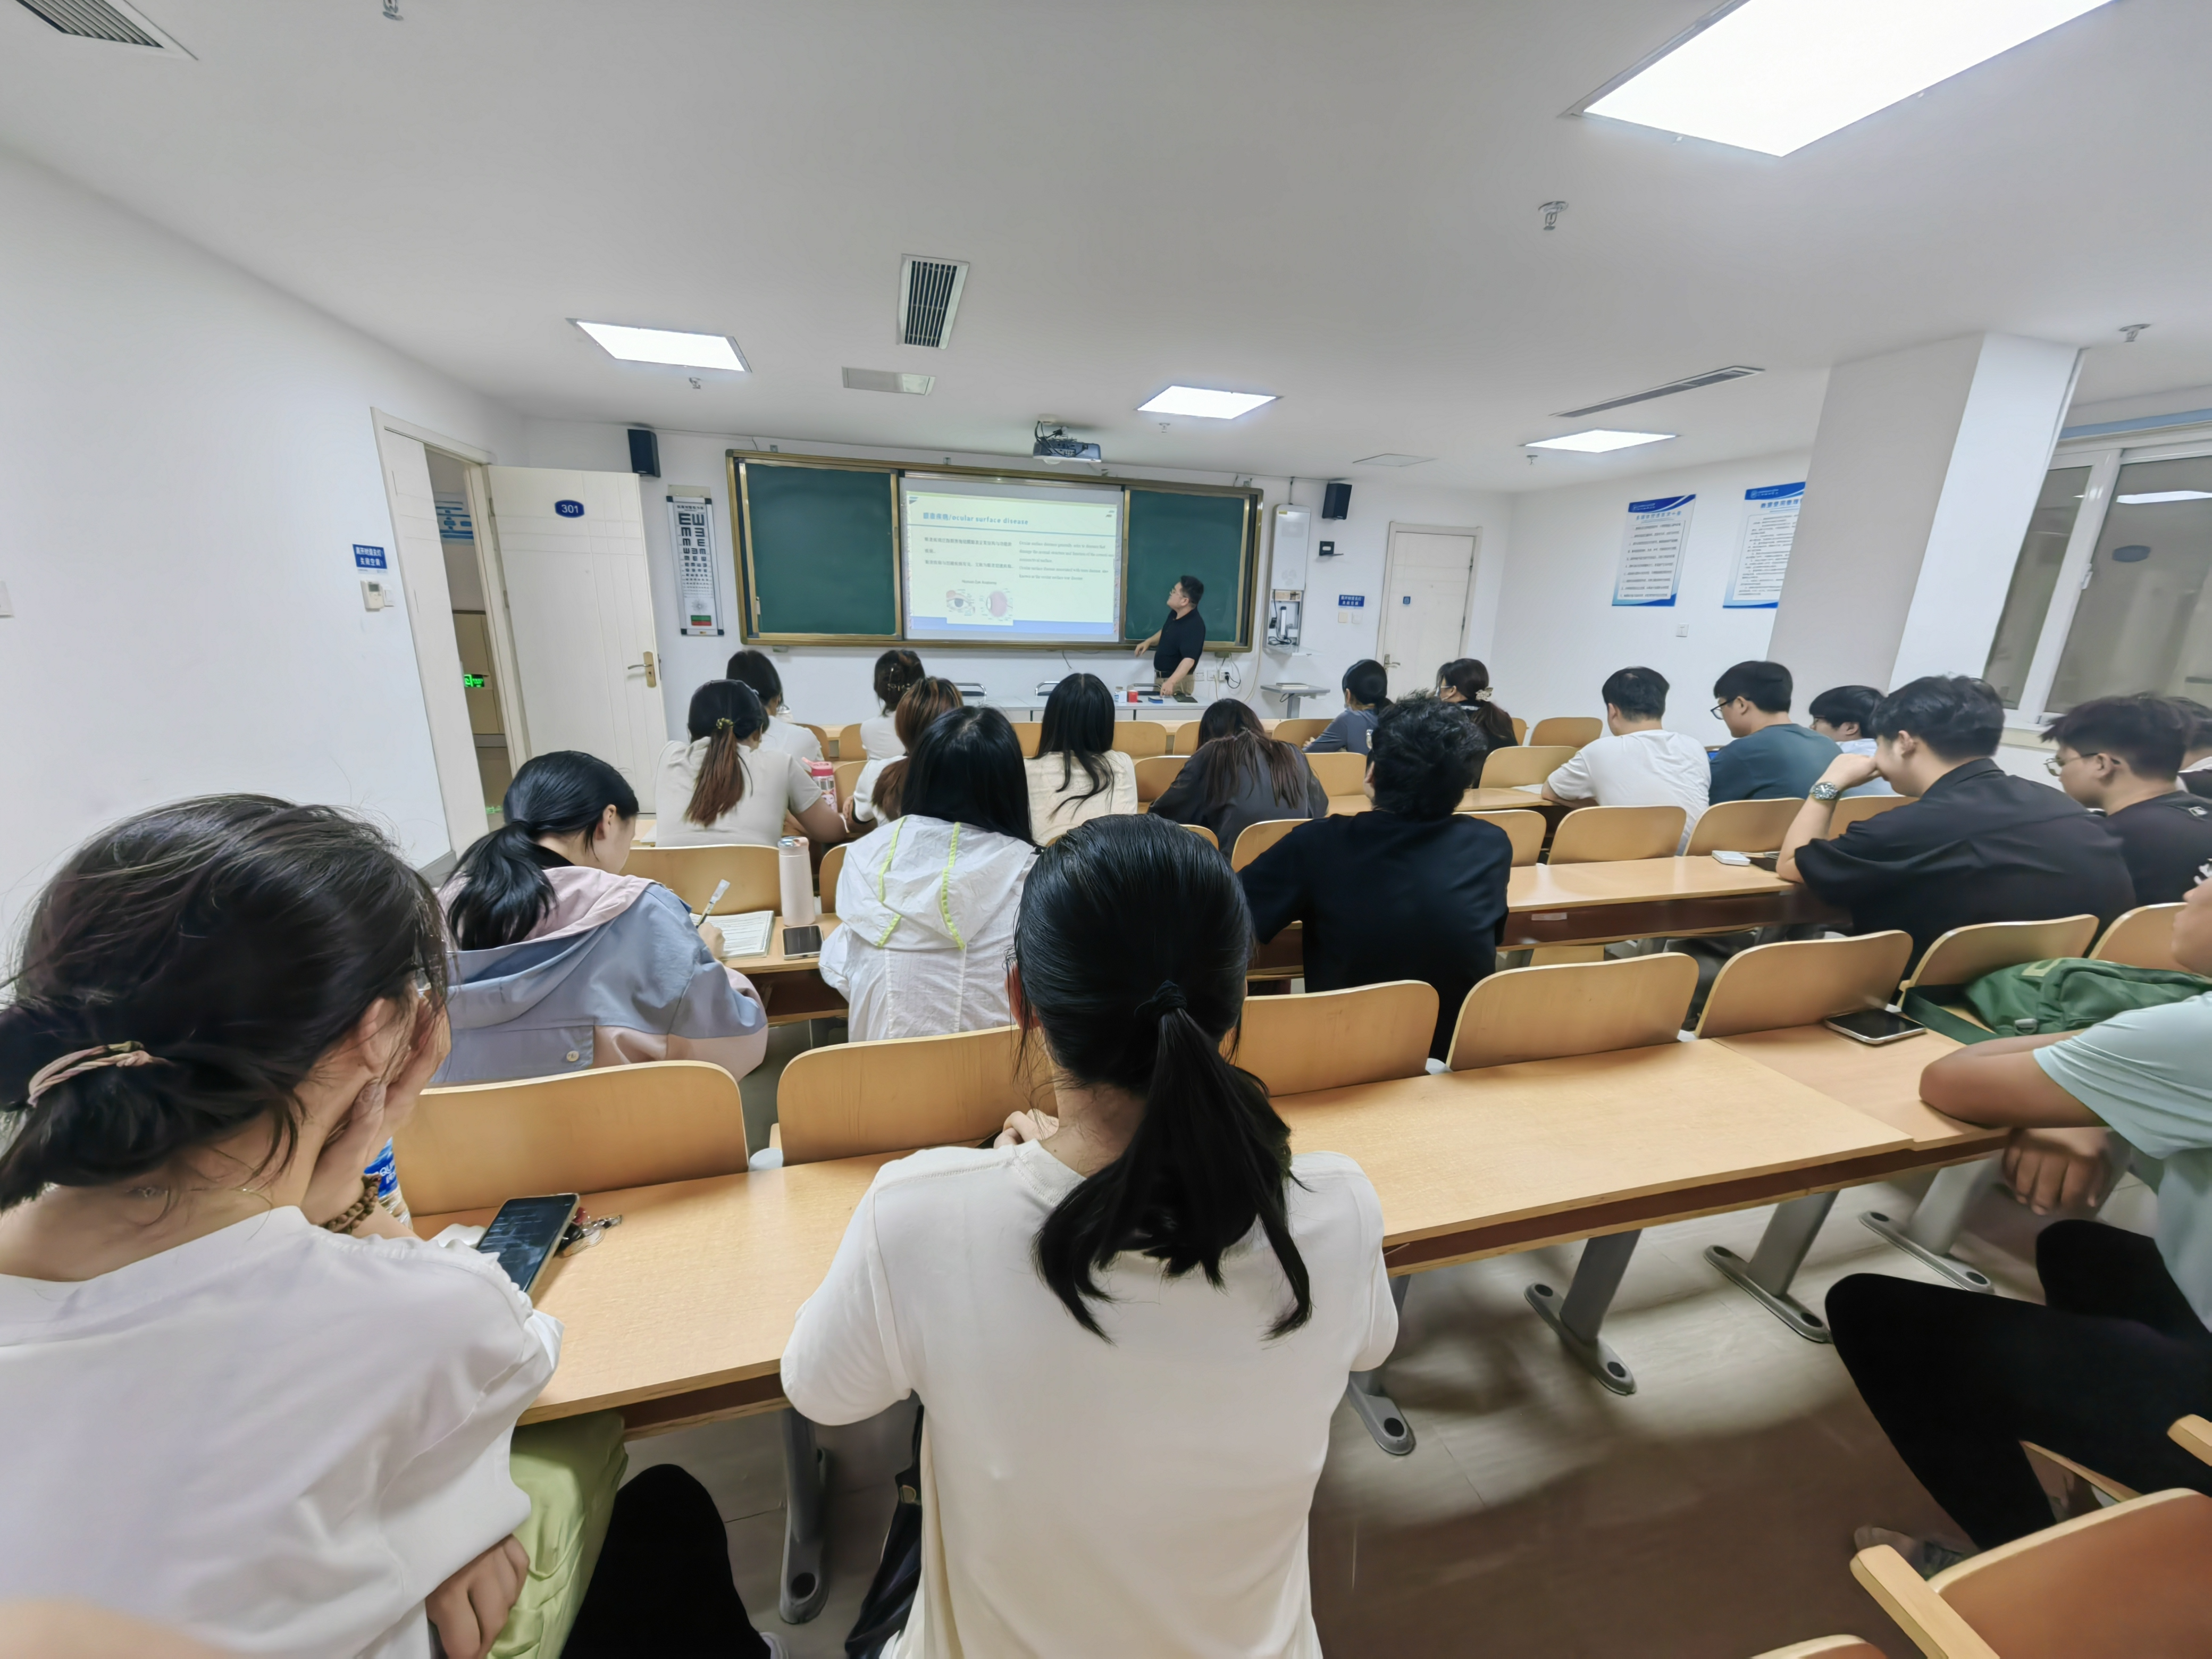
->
[1528, 715, 1602, 749]
[2092, 902, 2187, 971]
[833, 759, 864, 815]
[623, 843, 782, 914]
[1694, 930, 1915, 1039]
[1547, 803, 1686, 864]
[1457, 808, 1545, 866]
[1009, 719, 1043, 758]
[632, 814, 656, 847]
[776, 1026, 1049, 1163]
[1182, 824, 1219, 849]
[1134, 753, 1188, 805]
[1305, 751, 1369, 801]
[1273, 717, 1331, 747]
[816, 843, 846, 908]
[1820, 794, 1909, 837]
[1479, 744, 1577, 790]
[1511, 717, 1528, 743]
[1749, 1643, 1886, 1659]
[1169, 720, 1207, 755]
[1900, 915, 2102, 1006]
[1230, 818, 1309, 870]
[799, 722, 834, 758]
[1110, 721, 1169, 758]
[1684, 797, 1803, 856]
[835, 722, 866, 764]
[1236, 982, 1438, 1096]
[1446, 953, 1699, 1071]
[396, 1061, 750, 1217]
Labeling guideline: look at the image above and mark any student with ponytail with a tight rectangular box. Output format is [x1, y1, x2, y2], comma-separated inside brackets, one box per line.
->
[653, 679, 847, 849]
[860, 648, 927, 763]
[849, 675, 963, 828]
[1149, 697, 1328, 854]
[1436, 657, 1517, 753]
[1303, 657, 1392, 755]
[785, 815, 1394, 1657]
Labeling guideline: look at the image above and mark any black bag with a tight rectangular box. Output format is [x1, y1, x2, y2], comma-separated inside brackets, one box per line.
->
[844, 1407, 925, 1659]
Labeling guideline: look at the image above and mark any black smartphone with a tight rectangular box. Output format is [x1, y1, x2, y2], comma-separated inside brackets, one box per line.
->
[476, 1194, 580, 1295]
[781, 923, 823, 957]
[1823, 1009, 1927, 1046]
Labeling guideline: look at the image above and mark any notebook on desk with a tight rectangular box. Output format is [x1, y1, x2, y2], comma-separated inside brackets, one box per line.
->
[710, 910, 775, 959]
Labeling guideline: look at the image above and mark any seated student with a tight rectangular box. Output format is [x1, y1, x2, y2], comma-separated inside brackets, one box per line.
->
[1828, 870, 2212, 1572]
[1304, 659, 1390, 755]
[784, 815, 1394, 1657]
[0, 797, 779, 1659]
[1540, 665, 1709, 850]
[1707, 660, 1839, 801]
[859, 649, 926, 763]
[435, 751, 767, 1085]
[1807, 683, 1897, 798]
[2174, 696, 2212, 800]
[1778, 675, 2134, 962]
[851, 675, 963, 827]
[1243, 695, 1511, 1059]
[725, 648, 822, 761]
[2045, 694, 2212, 904]
[655, 680, 848, 849]
[1150, 699, 1329, 853]
[1435, 657, 1519, 757]
[823, 706, 1037, 1042]
[1026, 672, 1137, 842]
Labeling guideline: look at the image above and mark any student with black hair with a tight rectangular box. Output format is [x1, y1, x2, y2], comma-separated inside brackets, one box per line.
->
[2171, 696, 2212, 800]
[435, 751, 767, 1085]
[1303, 658, 1390, 755]
[822, 705, 1038, 1041]
[784, 815, 1394, 1655]
[1149, 698, 1328, 854]
[1133, 574, 1206, 696]
[724, 648, 822, 760]
[861, 649, 927, 763]
[1026, 672, 1136, 841]
[1243, 694, 1512, 1059]
[1707, 659, 1838, 802]
[1807, 683, 1897, 798]
[1541, 666, 1709, 849]
[655, 680, 847, 848]
[1779, 675, 2134, 961]
[1435, 657, 1518, 753]
[2045, 694, 2212, 903]
[851, 676, 963, 827]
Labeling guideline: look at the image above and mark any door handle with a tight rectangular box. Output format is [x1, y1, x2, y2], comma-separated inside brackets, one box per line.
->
[626, 650, 658, 688]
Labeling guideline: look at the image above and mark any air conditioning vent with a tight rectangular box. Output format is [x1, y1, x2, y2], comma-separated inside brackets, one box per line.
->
[12, 0, 191, 52]
[897, 256, 969, 349]
[843, 368, 935, 395]
[1553, 365, 1762, 420]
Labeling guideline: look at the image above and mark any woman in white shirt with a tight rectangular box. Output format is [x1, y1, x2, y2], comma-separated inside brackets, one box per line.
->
[858, 648, 927, 763]
[788, 813, 1394, 1657]
[725, 648, 823, 761]
[0, 797, 781, 1659]
[849, 676, 962, 830]
[1027, 672, 1137, 841]
[656, 680, 848, 849]
[823, 705, 1037, 1041]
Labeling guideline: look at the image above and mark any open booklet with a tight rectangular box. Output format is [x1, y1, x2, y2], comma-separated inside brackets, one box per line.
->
[707, 909, 775, 960]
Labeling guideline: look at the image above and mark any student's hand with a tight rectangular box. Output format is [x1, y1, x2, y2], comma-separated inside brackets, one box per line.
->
[1818, 753, 1881, 792]
[2003, 1125, 2114, 1214]
[995, 1109, 1058, 1147]
[426, 1536, 530, 1659]
[697, 916, 726, 959]
[381, 1000, 450, 1136]
[303, 1079, 390, 1226]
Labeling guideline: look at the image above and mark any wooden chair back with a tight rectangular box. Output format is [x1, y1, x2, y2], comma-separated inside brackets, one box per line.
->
[1229, 818, 1308, 870]
[1685, 797, 1802, 856]
[1749, 1641, 1888, 1659]
[1901, 915, 2100, 992]
[632, 814, 657, 847]
[817, 844, 847, 908]
[1528, 716, 1602, 749]
[777, 1026, 1050, 1163]
[1169, 720, 1206, 755]
[1237, 982, 1439, 1096]
[1134, 754, 1188, 804]
[1457, 809, 1546, 866]
[1695, 931, 1915, 1038]
[1183, 823, 1219, 848]
[836, 722, 866, 764]
[1511, 717, 1528, 743]
[1480, 744, 1577, 789]
[1111, 722, 1169, 758]
[1009, 720, 1043, 759]
[1447, 954, 1697, 1071]
[2092, 903, 2187, 971]
[1305, 751, 1368, 798]
[1547, 804, 1686, 864]
[833, 759, 865, 814]
[1820, 794, 1909, 837]
[623, 843, 782, 914]
[1274, 717, 1331, 747]
[799, 723, 833, 758]
[397, 1062, 749, 1215]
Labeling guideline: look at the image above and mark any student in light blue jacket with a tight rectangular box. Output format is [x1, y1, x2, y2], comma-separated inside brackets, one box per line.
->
[1304, 659, 1390, 756]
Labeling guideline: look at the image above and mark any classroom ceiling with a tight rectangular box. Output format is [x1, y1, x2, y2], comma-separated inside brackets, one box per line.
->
[3, 0, 2208, 492]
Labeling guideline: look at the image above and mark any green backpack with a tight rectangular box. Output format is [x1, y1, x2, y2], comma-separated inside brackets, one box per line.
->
[1964, 957, 2211, 1038]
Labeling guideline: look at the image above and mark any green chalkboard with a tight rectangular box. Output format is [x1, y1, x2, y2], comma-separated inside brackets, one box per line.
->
[1122, 488, 1253, 648]
[735, 458, 900, 641]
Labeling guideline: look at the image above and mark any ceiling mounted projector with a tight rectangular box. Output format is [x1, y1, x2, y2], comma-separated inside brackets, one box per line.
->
[1033, 421, 1102, 464]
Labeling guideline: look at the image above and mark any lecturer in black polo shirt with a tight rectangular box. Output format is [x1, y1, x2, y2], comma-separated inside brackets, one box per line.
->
[1776, 674, 2134, 963]
[1133, 574, 1206, 696]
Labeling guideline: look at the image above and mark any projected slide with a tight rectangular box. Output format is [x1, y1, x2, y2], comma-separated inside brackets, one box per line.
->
[901, 482, 1122, 642]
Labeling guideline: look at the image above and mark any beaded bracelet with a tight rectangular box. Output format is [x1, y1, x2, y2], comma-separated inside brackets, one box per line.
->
[321, 1172, 382, 1234]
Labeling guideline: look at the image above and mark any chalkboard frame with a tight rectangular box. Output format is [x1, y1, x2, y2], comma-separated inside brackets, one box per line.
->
[732, 455, 905, 644]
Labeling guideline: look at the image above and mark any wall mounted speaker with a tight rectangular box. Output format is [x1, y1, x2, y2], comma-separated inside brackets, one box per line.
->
[1321, 481, 1352, 520]
[627, 428, 660, 477]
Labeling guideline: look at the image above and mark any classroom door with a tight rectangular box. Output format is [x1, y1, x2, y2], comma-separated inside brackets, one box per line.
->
[1376, 526, 1478, 698]
[484, 467, 667, 810]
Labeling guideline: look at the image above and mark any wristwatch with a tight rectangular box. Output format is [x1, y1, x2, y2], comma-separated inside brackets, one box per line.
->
[1809, 781, 1842, 803]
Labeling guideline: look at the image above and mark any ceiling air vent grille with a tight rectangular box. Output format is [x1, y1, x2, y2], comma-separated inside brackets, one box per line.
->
[897, 256, 969, 349]
[1553, 365, 1762, 420]
[13, 0, 190, 52]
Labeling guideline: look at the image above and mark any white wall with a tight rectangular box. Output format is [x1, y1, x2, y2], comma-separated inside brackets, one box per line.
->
[1491, 450, 1812, 744]
[521, 418, 1509, 732]
[0, 148, 524, 939]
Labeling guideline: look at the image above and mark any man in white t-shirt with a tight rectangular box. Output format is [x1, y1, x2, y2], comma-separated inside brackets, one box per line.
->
[1540, 666, 1710, 850]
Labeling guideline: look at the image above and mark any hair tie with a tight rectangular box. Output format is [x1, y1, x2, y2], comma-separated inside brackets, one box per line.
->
[1474, 688, 1493, 703]
[1133, 981, 1187, 1021]
[714, 717, 734, 731]
[24, 1042, 167, 1106]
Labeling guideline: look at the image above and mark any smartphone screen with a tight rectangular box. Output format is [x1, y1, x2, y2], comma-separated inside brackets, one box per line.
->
[781, 923, 823, 957]
[1823, 1009, 1927, 1044]
[475, 1194, 580, 1295]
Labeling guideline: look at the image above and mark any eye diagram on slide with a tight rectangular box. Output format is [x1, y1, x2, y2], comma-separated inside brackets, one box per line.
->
[902, 489, 1122, 642]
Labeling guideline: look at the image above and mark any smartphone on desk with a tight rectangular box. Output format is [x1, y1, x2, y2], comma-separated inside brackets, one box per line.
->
[1823, 1009, 1927, 1046]
[781, 923, 823, 957]
[476, 1194, 580, 1295]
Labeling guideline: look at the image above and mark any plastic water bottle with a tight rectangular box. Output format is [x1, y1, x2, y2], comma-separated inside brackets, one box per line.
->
[807, 759, 837, 806]
[363, 1138, 410, 1223]
[778, 835, 817, 925]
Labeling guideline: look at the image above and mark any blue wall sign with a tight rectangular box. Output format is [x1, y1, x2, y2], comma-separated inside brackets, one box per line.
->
[353, 544, 387, 569]
[554, 499, 585, 518]
[1337, 594, 1365, 608]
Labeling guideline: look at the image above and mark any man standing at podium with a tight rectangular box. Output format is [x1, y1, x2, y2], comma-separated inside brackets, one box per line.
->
[1135, 574, 1205, 698]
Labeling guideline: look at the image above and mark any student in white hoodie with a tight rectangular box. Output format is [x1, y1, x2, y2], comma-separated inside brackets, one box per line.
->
[824, 705, 1038, 1041]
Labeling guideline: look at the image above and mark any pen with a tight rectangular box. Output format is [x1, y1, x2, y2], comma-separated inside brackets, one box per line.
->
[702, 878, 731, 919]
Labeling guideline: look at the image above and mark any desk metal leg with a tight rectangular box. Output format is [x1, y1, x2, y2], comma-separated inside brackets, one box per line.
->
[1344, 1276, 1415, 1456]
[1527, 1231, 1640, 1394]
[778, 1409, 831, 1624]
[1707, 1192, 1837, 1342]
[1863, 1158, 1999, 1292]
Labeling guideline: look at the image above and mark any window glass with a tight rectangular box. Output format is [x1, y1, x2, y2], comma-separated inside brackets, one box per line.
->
[2047, 454, 2212, 711]
[1983, 466, 2090, 708]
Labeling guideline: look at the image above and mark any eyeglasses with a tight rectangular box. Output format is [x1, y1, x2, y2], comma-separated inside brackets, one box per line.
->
[1709, 701, 1730, 720]
[2045, 751, 2108, 776]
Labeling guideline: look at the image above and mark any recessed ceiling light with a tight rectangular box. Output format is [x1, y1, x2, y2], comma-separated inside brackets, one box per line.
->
[1579, 0, 2116, 157]
[1526, 430, 1676, 454]
[1137, 386, 1277, 419]
[842, 368, 934, 395]
[1355, 454, 1436, 467]
[573, 320, 748, 372]
[2116, 490, 2212, 505]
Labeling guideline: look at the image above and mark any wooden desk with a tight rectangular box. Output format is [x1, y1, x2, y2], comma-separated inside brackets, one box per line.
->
[724, 917, 845, 1024]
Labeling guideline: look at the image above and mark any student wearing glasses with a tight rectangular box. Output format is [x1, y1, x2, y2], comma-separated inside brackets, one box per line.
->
[1706, 660, 1839, 803]
[2043, 694, 2212, 904]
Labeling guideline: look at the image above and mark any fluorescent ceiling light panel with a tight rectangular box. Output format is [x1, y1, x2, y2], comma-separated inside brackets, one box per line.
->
[2116, 490, 2212, 505]
[1582, 0, 2115, 156]
[1137, 386, 1277, 419]
[573, 320, 747, 372]
[1526, 430, 1675, 454]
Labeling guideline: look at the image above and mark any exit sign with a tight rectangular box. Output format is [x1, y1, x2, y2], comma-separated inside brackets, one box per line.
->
[462, 673, 487, 689]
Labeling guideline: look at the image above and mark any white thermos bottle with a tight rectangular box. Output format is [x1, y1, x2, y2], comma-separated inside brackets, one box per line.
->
[777, 836, 817, 926]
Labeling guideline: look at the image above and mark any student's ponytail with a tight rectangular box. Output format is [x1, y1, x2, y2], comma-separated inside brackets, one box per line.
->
[684, 681, 768, 826]
[447, 751, 638, 951]
[1017, 816, 1312, 1339]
